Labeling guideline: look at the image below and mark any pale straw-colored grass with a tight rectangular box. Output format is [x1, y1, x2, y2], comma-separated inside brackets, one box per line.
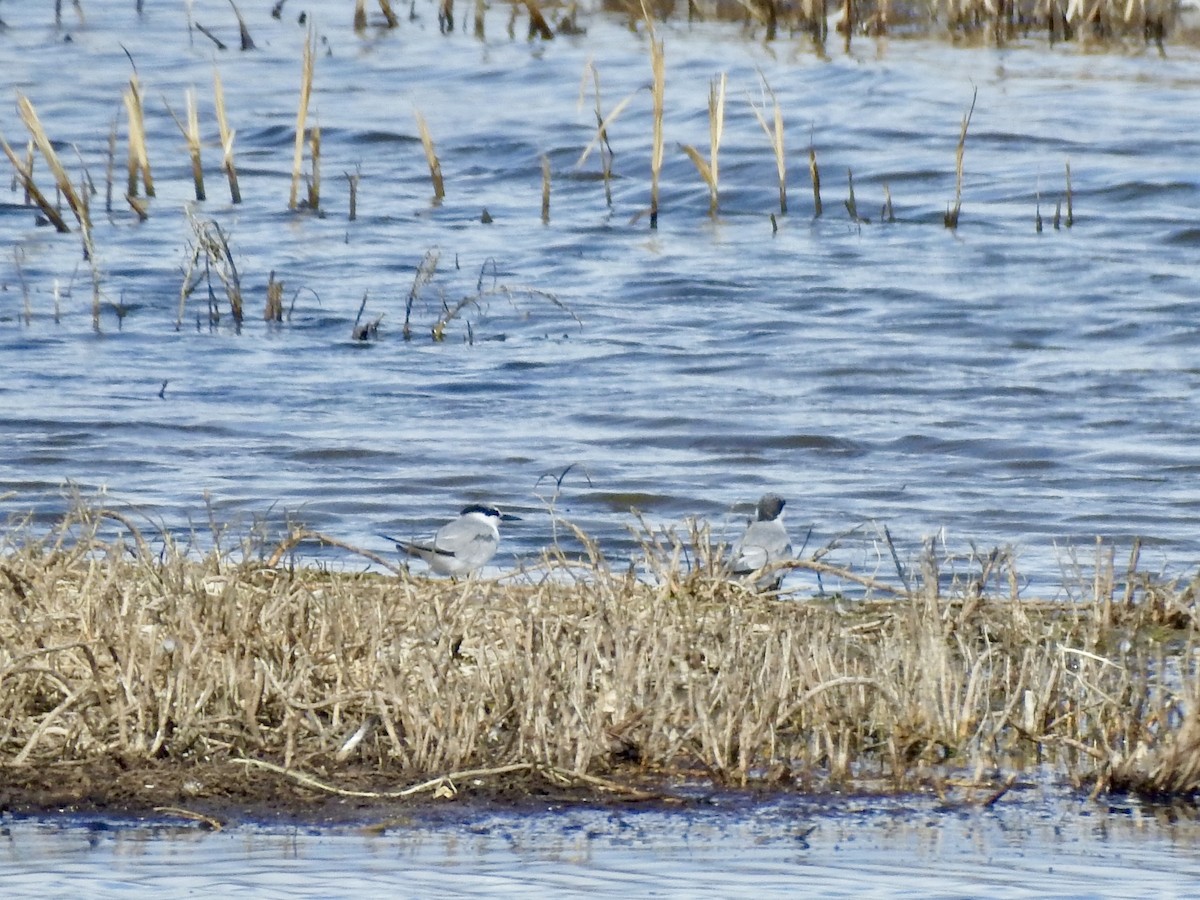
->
[0, 504, 1197, 801]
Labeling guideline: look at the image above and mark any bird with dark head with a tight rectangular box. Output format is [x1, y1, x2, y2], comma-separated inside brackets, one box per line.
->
[730, 493, 792, 590]
[381, 504, 520, 576]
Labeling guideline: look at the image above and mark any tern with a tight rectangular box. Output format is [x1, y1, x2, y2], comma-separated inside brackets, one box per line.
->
[381, 504, 520, 576]
[730, 493, 792, 590]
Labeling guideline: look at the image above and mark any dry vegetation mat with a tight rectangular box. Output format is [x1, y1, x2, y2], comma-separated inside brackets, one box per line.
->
[2, 505, 1200, 821]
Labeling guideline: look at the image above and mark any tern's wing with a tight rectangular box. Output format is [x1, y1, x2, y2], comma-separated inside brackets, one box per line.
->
[381, 533, 438, 556]
[434, 516, 499, 563]
[732, 520, 792, 572]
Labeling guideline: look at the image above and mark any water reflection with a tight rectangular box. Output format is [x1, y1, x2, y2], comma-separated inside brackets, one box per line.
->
[4, 790, 1200, 896]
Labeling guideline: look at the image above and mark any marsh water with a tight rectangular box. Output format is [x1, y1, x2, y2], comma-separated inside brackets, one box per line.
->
[3, 0, 1200, 890]
[6, 788, 1200, 897]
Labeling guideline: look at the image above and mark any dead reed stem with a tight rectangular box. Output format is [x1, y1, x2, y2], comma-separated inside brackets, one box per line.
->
[105, 116, 116, 212]
[213, 70, 242, 204]
[124, 74, 155, 199]
[265, 271, 284, 322]
[845, 167, 861, 222]
[1065, 159, 1074, 226]
[289, 23, 316, 211]
[577, 62, 625, 208]
[228, 0, 256, 50]
[346, 166, 360, 221]
[165, 89, 206, 202]
[307, 124, 322, 211]
[945, 86, 977, 229]
[414, 109, 445, 202]
[17, 95, 88, 231]
[648, 34, 665, 228]
[751, 75, 787, 215]
[0, 131, 71, 233]
[541, 154, 551, 224]
[378, 0, 400, 28]
[403, 248, 440, 340]
[681, 72, 726, 217]
[524, 0, 555, 38]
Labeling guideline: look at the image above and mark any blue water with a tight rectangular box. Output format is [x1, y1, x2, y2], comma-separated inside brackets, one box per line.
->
[4, 789, 1200, 897]
[4, 4, 1200, 594]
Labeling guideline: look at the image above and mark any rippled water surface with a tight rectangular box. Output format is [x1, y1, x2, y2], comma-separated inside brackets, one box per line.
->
[3, 6, 1200, 584]
[5, 788, 1200, 897]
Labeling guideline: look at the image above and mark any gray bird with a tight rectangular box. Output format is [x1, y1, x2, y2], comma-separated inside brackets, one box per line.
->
[382, 504, 520, 576]
[730, 493, 792, 590]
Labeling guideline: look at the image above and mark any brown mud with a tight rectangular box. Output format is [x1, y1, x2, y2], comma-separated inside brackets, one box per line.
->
[0, 757, 724, 827]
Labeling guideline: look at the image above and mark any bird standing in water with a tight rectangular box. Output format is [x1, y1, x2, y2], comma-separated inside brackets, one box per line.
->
[730, 493, 792, 590]
[382, 504, 520, 576]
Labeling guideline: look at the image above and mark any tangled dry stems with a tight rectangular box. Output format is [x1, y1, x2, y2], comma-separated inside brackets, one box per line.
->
[0, 505, 1198, 804]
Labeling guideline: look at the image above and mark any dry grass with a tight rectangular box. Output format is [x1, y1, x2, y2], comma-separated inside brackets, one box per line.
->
[0, 504, 1198, 804]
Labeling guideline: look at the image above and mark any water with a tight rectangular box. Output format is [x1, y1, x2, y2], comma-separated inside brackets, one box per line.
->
[5, 788, 1200, 897]
[3, 3, 1199, 590]
[3, 2, 1200, 886]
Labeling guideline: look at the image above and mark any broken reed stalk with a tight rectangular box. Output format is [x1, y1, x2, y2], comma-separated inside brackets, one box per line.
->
[577, 62, 629, 209]
[16, 95, 88, 232]
[84, 221, 101, 333]
[228, 0, 256, 50]
[1065, 159, 1073, 226]
[378, 0, 400, 27]
[105, 116, 116, 212]
[882, 183, 894, 222]
[414, 109, 445, 202]
[307, 124, 321, 210]
[0, 131, 71, 233]
[289, 23, 316, 211]
[1, 95, 87, 236]
[649, 35, 665, 228]
[524, 0, 555, 38]
[541, 154, 551, 224]
[809, 143, 822, 217]
[681, 72, 726, 217]
[351, 292, 383, 340]
[213, 70, 241, 204]
[944, 86, 977, 229]
[403, 248, 440, 340]
[751, 75, 787, 215]
[265, 270, 284, 322]
[844, 167, 860, 222]
[354, 0, 368, 29]
[124, 74, 154, 199]
[178, 211, 244, 327]
[21, 140, 34, 206]
[164, 88, 205, 201]
[346, 166, 360, 221]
